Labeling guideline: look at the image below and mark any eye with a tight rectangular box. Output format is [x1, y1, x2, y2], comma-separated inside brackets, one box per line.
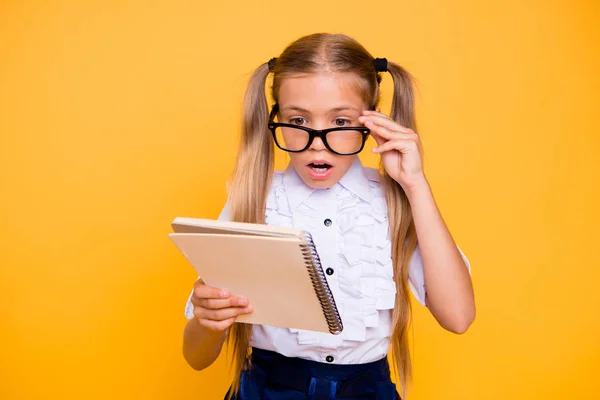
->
[334, 118, 350, 127]
[289, 117, 307, 125]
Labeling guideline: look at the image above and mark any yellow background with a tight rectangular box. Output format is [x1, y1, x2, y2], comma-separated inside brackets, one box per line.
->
[1, 1, 599, 399]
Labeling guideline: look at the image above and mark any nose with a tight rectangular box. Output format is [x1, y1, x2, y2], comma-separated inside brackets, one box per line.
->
[309, 135, 327, 151]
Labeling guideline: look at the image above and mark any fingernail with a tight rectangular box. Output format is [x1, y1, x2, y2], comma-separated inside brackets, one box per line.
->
[372, 148, 378, 153]
[237, 298, 247, 306]
[220, 291, 229, 298]
[245, 306, 253, 313]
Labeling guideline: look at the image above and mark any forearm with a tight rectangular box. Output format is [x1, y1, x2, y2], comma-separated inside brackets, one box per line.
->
[182, 317, 227, 370]
[405, 177, 475, 333]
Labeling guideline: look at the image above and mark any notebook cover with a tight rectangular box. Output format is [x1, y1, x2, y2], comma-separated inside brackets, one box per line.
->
[169, 232, 330, 333]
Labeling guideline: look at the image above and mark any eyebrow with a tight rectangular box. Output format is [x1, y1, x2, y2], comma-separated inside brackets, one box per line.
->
[280, 105, 360, 114]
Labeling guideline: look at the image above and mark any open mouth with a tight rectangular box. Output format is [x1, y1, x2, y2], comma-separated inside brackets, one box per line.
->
[308, 162, 332, 173]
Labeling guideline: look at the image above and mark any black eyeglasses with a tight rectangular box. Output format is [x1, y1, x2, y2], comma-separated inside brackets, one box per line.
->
[267, 104, 370, 156]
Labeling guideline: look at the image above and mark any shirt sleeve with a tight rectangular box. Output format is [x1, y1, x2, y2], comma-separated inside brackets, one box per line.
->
[184, 203, 232, 320]
[408, 244, 471, 306]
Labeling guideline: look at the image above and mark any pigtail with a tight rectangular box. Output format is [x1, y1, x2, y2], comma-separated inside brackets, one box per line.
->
[229, 61, 274, 223]
[379, 61, 419, 399]
[226, 61, 274, 399]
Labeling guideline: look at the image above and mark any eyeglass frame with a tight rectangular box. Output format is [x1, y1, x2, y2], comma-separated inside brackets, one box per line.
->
[267, 103, 371, 156]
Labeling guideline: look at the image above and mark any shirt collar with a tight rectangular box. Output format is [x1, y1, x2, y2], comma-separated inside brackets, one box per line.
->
[282, 158, 373, 211]
[282, 163, 316, 211]
[338, 157, 373, 203]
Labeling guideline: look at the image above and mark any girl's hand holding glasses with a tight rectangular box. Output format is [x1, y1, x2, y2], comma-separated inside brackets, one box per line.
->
[359, 110, 426, 193]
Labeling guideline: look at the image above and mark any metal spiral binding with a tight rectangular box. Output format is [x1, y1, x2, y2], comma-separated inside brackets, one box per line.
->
[300, 232, 343, 335]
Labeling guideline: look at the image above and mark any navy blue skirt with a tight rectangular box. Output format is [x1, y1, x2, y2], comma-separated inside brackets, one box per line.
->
[226, 347, 400, 400]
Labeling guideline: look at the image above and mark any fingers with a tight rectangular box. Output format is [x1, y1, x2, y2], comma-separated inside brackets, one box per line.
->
[194, 303, 253, 321]
[195, 304, 253, 332]
[193, 279, 229, 299]
[372, 138, 418, 154]
[190, 279, 253, 332]
[192, 296, 248, 309]
[360, 111, 414, 134]
[360, 111, 420, 154]
[198, 316, 237, 331]
[192, 280, 249, 309]
[367, 122, 418, 143]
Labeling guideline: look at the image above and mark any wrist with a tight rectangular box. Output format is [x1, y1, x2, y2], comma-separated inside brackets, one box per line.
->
[403, 175, 430, 199]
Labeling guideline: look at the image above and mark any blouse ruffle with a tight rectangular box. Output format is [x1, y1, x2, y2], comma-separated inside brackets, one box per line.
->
[266, 170, 399, 348]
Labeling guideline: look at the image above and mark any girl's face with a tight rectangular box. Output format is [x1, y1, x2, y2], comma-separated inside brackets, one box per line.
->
[276, 72, 369, 189]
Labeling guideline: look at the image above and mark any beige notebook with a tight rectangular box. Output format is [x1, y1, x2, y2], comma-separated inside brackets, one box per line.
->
[169, 217, 343, 334]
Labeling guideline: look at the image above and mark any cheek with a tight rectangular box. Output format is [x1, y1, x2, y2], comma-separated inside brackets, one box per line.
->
[337, 155, 357, 170]
[331, 155, 358, 179]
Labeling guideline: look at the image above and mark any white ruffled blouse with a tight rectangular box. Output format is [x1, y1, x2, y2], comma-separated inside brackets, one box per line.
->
[185, 158, 470, 364]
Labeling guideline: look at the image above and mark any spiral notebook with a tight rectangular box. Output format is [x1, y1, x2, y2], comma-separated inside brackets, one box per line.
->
[169, 217, 343, 335]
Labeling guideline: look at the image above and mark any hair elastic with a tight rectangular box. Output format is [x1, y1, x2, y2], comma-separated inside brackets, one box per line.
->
[373, 58, 388, 72]
[268, 57, 278, 72]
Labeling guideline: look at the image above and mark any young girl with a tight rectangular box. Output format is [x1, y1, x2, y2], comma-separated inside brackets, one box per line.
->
[182, 33, 475, 400]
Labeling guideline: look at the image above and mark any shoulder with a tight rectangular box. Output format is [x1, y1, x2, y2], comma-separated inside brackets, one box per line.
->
[265, 170, 286, 210]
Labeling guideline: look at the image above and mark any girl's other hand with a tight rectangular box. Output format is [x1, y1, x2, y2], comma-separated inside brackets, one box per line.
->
[190, 278, 253, 332]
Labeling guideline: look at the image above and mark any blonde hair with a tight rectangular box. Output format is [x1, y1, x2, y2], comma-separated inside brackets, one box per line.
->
[226, 33, 418, 399]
